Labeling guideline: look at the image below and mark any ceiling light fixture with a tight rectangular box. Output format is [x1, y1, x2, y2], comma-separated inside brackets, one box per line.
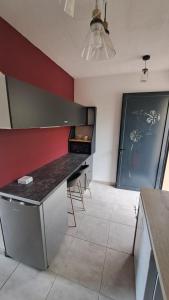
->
[141, 55, 150, 82]
[102, 1, 116, 59]
[81, 0, 116, 61]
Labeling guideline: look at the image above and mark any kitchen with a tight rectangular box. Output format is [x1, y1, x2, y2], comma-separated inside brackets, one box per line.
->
[0, 1, 169, 300]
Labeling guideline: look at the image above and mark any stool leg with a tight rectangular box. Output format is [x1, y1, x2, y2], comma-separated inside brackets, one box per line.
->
[68, 187, 76, 227]
[77, 180, 85, 211]
[86, 174, 92, 199]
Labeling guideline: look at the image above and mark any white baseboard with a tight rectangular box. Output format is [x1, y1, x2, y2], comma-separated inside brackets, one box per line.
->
[93, 180, 116, 187]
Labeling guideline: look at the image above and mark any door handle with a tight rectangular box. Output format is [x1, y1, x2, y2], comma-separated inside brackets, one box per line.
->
[120, 148, 125, 151]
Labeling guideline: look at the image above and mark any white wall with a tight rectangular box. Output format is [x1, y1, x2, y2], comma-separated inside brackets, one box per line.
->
[75, 71, 169, 184]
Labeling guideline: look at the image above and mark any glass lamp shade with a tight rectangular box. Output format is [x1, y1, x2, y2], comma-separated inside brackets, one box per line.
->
[64, 0, 75, 17]
[81, 22, 104, 61]
[81, 21, 116, 61]
[102, 31, 116, 59]
[141, 68, 149, 82]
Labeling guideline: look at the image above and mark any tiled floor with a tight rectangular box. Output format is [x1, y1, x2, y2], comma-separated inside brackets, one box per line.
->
[0, 182, 139, 300]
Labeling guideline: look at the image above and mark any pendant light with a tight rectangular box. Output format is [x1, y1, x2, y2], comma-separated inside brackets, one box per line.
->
[141, 55, 150, 82]
[102, 1, 116, 59]
[81, 0, 116, 61]
[64, 0, 75, 17]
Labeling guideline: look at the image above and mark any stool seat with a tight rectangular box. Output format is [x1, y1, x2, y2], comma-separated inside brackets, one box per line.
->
[67, 171, 84, 227]
[78, 165, 92, 199]
[67, 172, 82, 188]
[79, 165, 89, 173]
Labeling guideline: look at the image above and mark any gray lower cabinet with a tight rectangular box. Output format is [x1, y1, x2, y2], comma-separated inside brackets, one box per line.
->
[0, 182, 67, 270]
[153, 277, 163, 300]
[0, 220, 4, 251]
[144, 253, 158, 300]
[43, 182, 67, 265]
[134, 199, 163, 300]
[134, 202, 152, 300]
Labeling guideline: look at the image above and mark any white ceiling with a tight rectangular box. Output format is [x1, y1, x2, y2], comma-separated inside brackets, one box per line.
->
[1, 0, 169, 78]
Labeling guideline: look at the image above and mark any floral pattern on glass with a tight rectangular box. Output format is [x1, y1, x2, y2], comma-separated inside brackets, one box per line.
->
[145, 110, 160, 125]
[130, 129, 143, 143]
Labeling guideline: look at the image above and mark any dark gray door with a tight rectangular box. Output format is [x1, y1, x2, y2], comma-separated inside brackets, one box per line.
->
[116, 92, 169, 190]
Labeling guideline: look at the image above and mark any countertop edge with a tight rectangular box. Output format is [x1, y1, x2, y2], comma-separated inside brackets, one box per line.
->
[0, 154, 91, 205]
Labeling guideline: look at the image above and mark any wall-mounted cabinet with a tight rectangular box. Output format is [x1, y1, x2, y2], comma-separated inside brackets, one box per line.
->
[86, 107, 96, 125]
[0, 73, 86, 129]
[68, 107, 96, 155]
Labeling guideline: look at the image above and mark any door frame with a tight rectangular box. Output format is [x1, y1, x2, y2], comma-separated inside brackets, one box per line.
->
[116, 91, 169, 190]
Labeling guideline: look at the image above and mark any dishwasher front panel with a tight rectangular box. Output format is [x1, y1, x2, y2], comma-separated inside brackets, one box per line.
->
[0, 197, 47, 270]
[43, 182, 68, 264]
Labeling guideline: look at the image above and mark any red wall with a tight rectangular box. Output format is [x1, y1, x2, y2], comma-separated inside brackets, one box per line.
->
[0, 17, 74, 187]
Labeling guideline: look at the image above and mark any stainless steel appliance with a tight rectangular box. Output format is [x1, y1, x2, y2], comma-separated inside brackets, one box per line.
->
[0, 182, 67, 270]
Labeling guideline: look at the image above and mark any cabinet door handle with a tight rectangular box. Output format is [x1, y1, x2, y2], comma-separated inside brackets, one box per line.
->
[64, 120, 68, 124]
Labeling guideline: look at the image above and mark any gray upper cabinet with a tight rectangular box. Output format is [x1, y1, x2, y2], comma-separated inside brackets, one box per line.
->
[0, 73, 86, 129]
[0, 73, 11, 128]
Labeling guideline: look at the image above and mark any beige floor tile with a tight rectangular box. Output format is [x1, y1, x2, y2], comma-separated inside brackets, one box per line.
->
[99, 295, 113, 300]
[89, 186, 117, 207]
[111, 189, 139, 209]
[0, 263, 55, 300]
[90, 182, 138, 203]
[76, 215, 110, 246]
[50, 237, 106, 292]
[50, 235, 74, 265]
[111, 206, 136, 227]
[107, 223, 135, 254]
[47, 275, 98, 300]
[85, 183, 139, 220]
[0, 255, 18, 289]
[101, 249, 135, 300]
[84, 196, 115, 210]
[84, 202, 113, 221]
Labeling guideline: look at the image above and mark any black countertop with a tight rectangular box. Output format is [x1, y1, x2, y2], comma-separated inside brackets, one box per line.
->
[0, 153, 89, 205]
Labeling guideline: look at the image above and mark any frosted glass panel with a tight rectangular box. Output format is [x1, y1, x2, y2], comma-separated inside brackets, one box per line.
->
[117, 94, 169, 190]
